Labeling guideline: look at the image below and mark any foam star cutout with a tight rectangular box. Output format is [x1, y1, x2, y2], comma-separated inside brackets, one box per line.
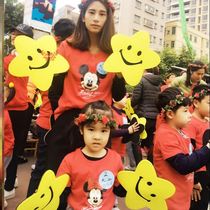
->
[103, 31, 160, 86]
[9, 35, 69, 91]
[131, 114, 147, 139]
[118, 160, 175, 210]
[123, 98, 134, 120]
[17, 170, 69, 210]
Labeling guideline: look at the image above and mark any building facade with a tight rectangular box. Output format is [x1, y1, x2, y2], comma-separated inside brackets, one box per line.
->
[166, 0, 209, 35]
[112, 0, 167, 52]
[164, 20, 209, 59]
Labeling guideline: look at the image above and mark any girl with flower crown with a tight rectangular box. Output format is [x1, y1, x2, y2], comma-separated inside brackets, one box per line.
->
[183, 84, 210, 210]
[153, 87, 210, 210]
[57, 100, 126, 210]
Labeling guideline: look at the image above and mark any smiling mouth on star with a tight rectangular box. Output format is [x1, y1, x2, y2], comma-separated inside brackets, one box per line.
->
[135, 176, 151, 202]
[29, 51, 50, 70]
[119, 49, 142, 66]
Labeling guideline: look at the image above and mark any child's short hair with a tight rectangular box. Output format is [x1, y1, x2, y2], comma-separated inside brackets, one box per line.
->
[75, 100, 116, 128]
[192, 84, 210, 102]
[157, 87, 191, 113]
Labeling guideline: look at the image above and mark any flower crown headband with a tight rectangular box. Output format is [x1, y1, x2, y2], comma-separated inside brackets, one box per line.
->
[75, 113, 117, 128]
[162, 93, 186, 112]
[79, 0, 115, 12]
[193, 89, 210, 100]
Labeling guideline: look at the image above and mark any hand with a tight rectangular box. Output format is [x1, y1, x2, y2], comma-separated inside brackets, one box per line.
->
[191, 183, 202, 202]
[128, 122, 140, 134]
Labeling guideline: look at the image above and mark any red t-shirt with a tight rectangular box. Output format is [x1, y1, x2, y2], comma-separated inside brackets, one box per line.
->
[111, 108, 127, 157]
[183, 116, 209, 172]
[57, 148, 123, 210]
[4, 109, 14, 156]
[153, 123, 194, 210]
[54, 41, 115, 119]
[4, 54, 28, 111]
[36, 91, 52, 130]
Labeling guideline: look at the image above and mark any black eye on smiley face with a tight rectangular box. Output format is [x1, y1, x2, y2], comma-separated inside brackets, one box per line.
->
[135, 176, 157, 202]
[119, 45, 143, 66]
[28, 48, 51, 70]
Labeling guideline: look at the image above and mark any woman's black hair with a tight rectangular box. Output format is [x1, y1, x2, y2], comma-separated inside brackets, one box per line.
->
[68, 0, 115, 54]
[156, 87, 191, 113]
[185, 60, 207, 87]
[192, 84, 210, 102]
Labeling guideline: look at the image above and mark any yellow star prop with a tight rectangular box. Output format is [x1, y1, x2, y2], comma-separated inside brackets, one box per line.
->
[131, 114, 147, 139]
[103, 31, 160, 86]
[9, 35, 69, 91]
[118, 160, 175, 210]
[123, 98, 134, 120]
[17, 170, 69, 210]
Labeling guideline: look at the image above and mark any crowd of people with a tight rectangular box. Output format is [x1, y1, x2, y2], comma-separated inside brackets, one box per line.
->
[3, 0, 210, 210]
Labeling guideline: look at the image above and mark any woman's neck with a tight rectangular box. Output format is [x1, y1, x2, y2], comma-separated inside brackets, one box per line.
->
[89, 33, 100, 54]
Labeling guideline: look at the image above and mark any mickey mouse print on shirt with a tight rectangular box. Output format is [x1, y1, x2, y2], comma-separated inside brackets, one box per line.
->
[82, 170, 115, 210]
[79, 62, 107, 92]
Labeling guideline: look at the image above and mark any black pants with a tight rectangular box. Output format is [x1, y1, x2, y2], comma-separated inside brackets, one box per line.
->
[190, 171, 210, 210]
[45, 109, 83, 209]
[5, 109, 28, 191]
[27, 125, 48, 197]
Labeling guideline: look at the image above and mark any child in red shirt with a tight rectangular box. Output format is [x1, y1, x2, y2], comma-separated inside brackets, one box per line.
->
[153, 87, 210, 210]
[57, 100, 126, 209]
[184, 84, 210, 210]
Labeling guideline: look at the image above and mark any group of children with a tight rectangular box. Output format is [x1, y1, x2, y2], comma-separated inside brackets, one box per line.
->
[3, 0, 210, 209]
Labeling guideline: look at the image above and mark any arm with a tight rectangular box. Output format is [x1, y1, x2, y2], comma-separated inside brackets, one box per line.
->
[48, 72, 67, 112]
[131, 82, 143, 108]
[166, 146, 210, 175]
[113, 184, 126, 197]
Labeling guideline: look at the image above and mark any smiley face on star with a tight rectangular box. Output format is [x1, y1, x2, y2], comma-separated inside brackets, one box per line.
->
[9, 35, 69, 91]
[103, 31, 160, 86]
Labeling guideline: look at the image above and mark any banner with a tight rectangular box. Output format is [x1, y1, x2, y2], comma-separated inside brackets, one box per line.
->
[24, 0, 57, 32]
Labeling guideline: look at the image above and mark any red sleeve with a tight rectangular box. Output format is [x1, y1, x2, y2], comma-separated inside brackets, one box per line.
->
[156, 131, 186, 160]
[57, 154, 72, 187]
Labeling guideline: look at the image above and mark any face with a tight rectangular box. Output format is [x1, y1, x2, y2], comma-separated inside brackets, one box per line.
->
[191, 69, 205, 83]
[168, 106, 192, 129]
[83, 1, 107, 34]
[81, 121, 110, 155]
[194, 95, 210, 118]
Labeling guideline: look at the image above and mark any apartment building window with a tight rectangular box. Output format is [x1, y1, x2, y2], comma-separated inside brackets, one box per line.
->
[163, 0, 166, 6]
[166, 29, 170, 35]
[150, 35, 152, 44]
[160, 25, 164, 32]
[203, 0, 208, 4]
[199, 0, 202, 5]
[190, 34, 192, 41]
[155, 9, 158, 16]
[198, 16, 201, 23]
[135, 0, 142, 9]
[134, 15, 141, 24]
[171, 41, 175, 48]
[190, 8, 196, 14]
[194, 37, 197, 43]
[202, 6, 208, 12]
[161, 12, 165, 19]
[206, 41, 209, 48]
[154, 23, 157, 29]
[133, 29, 138, 34]
[153, 36, 156, 44]
[191, 0, 196, 5]
[159, 38, 162, 45]
[198, 25, 200, 31]
[202, 14, 208, 21]
[202, 24, 207, 30]
[199, 8, 201, 14]
[143, 18, 153, 28]
[172, 26, 176, 35]
[190, 17, 196, 23]
[145, 4, 155, 15]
